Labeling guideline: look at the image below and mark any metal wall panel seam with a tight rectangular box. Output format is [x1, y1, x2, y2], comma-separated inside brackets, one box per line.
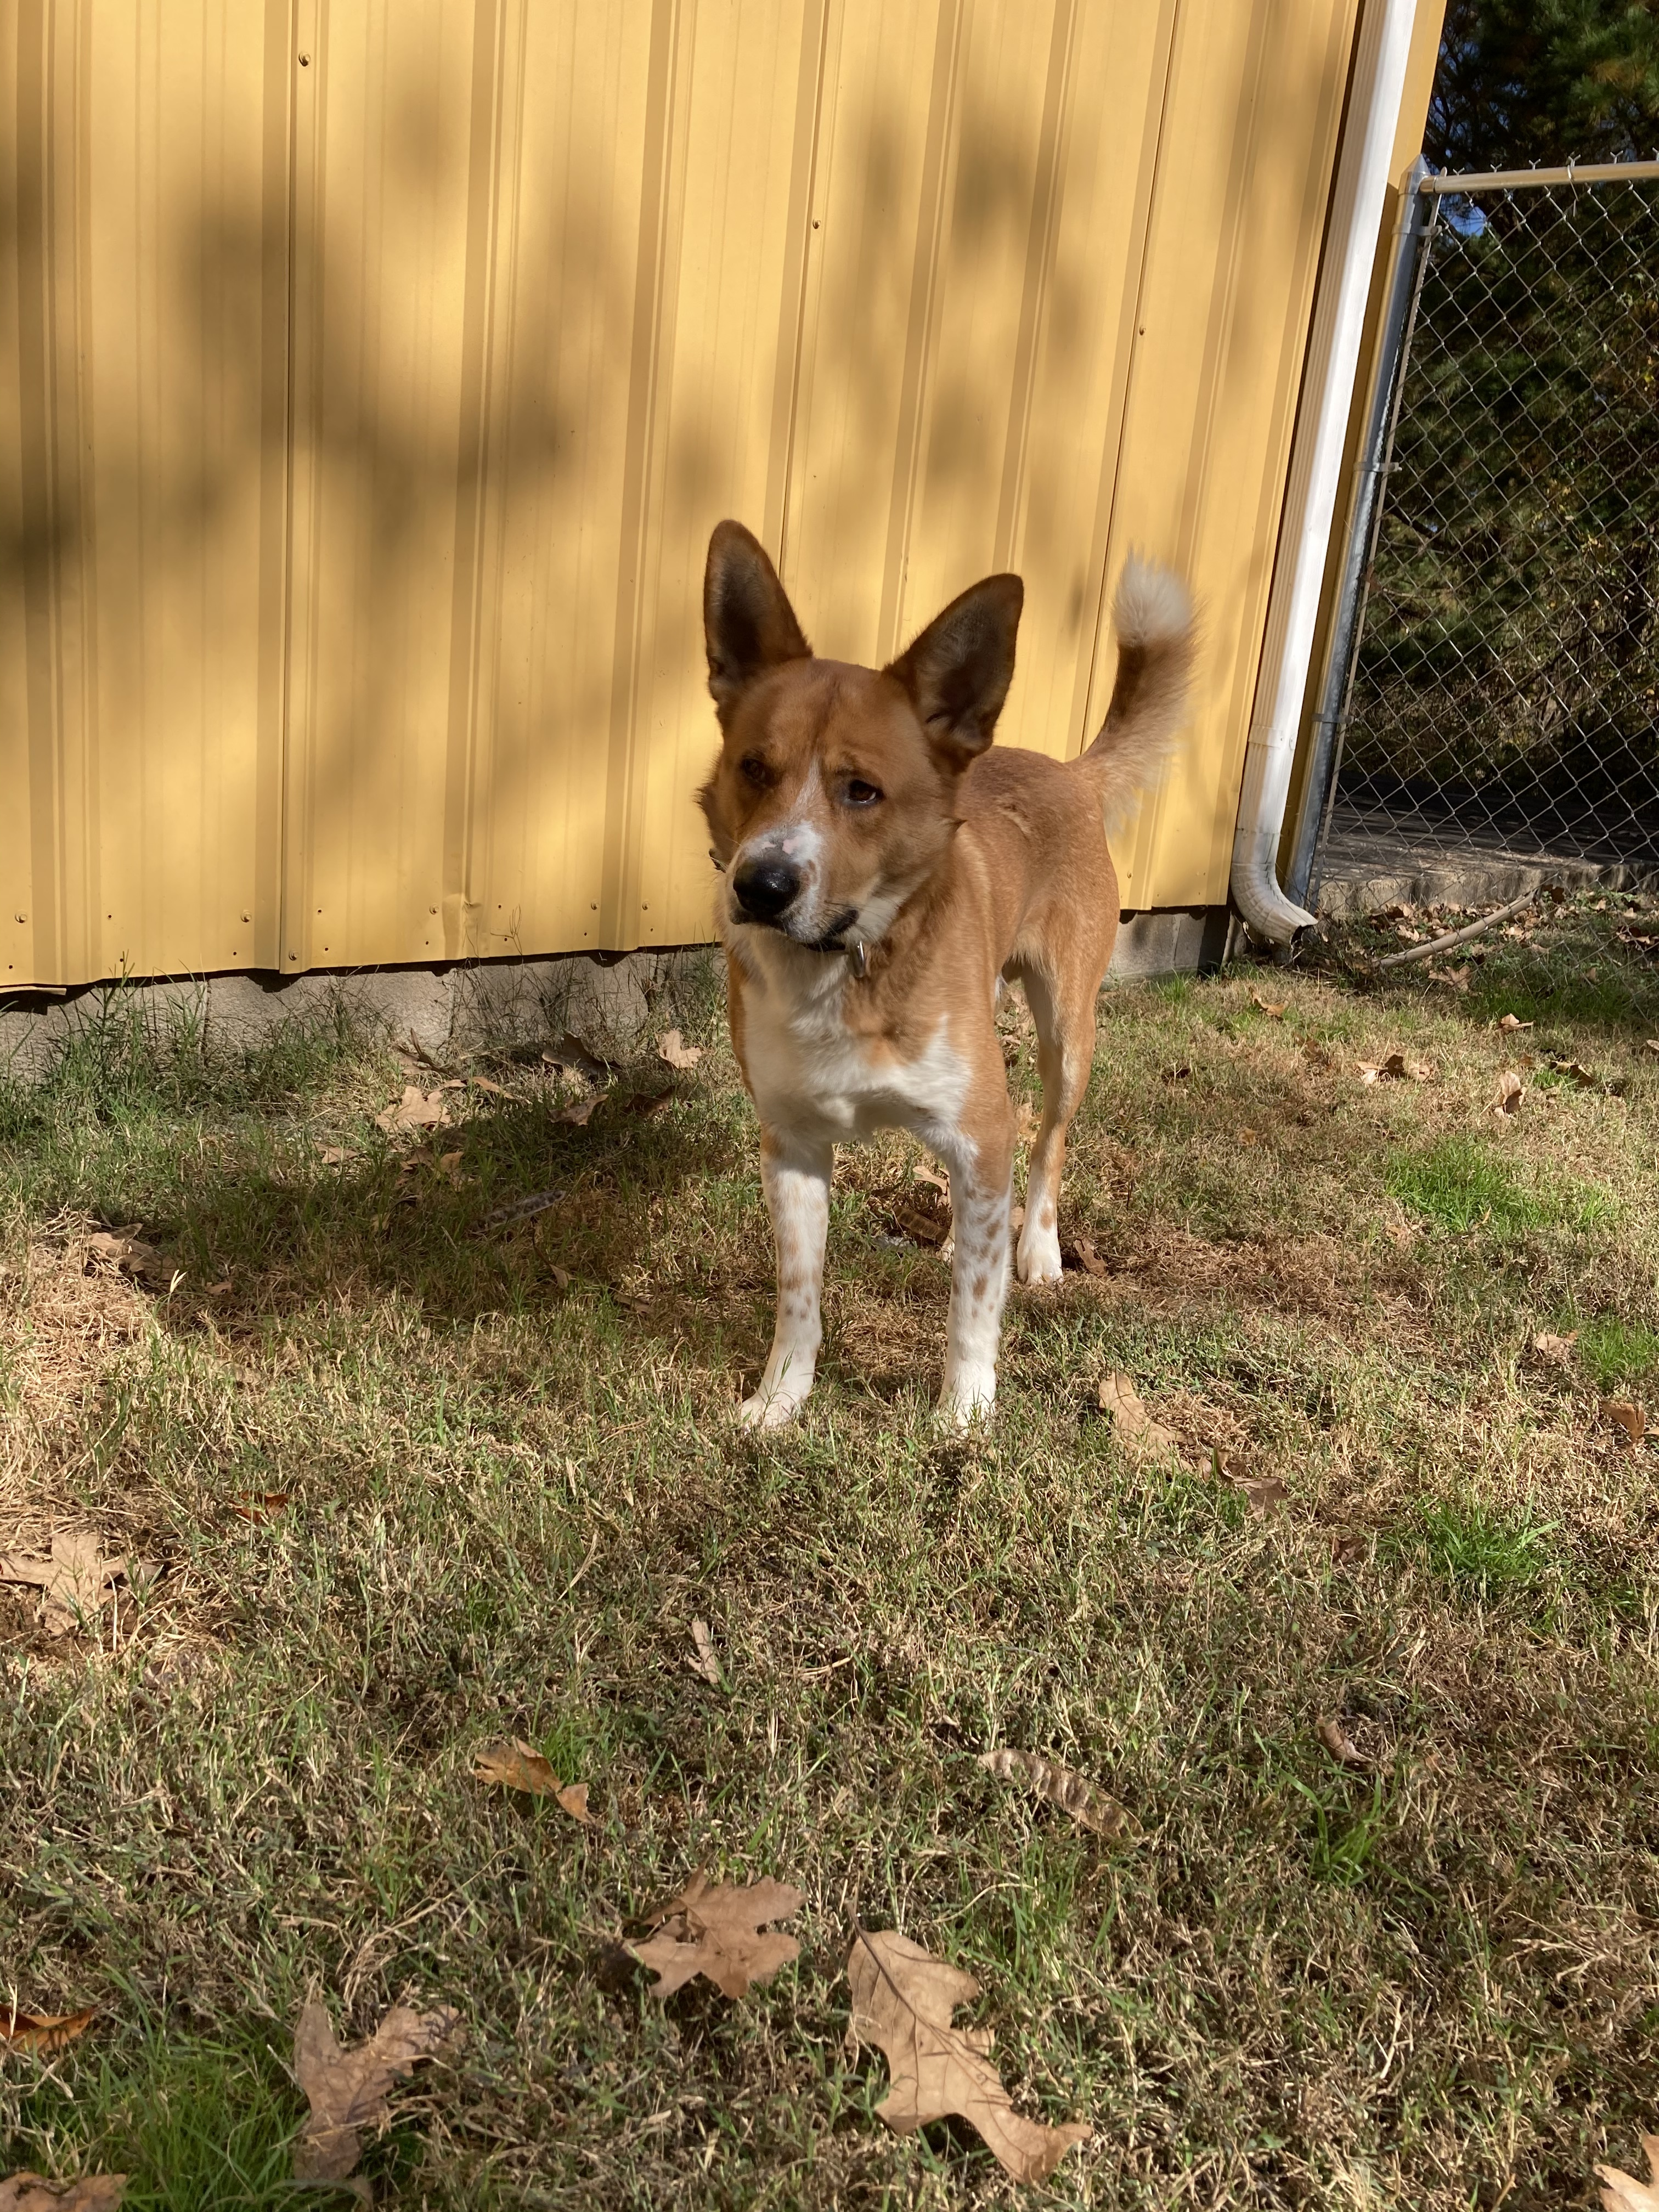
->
[762, 0, 833, 566]
[253, 0, 298, 974]
[875, 0, 966, 667]
[278, 0, 324, 972]
[441, 0, 510, 963]
[597, 0, 684, 949]
[1062, 0, 1180, 776]
[991, 0, 1077, 577]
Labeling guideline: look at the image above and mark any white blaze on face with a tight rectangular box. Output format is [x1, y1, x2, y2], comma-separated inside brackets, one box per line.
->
[730, 767, 838, 939]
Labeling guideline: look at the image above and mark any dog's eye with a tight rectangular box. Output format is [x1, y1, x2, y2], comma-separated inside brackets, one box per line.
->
[739, 755, 770, 788]
[844, 778, 883, 808]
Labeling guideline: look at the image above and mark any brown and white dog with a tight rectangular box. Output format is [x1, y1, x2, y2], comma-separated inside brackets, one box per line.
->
[697, 520, 1195, 1430]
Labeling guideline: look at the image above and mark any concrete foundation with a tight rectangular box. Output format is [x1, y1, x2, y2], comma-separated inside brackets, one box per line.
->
[0, 907, 1234, 1079]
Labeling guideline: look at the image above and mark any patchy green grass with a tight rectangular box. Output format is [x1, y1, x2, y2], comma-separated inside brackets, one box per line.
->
[1572, 1312, 1659, 1395]
[4, 899, 1659, 2209]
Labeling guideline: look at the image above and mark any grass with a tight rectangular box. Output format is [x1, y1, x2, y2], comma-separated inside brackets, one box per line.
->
[4, 891, 1659, 2208]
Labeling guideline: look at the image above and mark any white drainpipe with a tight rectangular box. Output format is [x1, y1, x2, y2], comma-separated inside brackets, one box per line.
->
[1229, 0, 1420, 946]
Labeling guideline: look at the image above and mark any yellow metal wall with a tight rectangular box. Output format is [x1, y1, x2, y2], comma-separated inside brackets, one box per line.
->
[0, 0, 1441, 988]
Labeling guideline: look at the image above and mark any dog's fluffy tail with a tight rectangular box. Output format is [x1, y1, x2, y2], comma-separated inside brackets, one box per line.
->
[1074, 557, 1197, 829]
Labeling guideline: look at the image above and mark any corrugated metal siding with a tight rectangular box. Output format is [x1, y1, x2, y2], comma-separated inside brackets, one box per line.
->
[0, 0, 1441, 988]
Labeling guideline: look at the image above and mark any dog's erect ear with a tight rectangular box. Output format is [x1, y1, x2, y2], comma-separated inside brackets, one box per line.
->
[703, 520, 811, 721]
[885, 574, 1024, 771]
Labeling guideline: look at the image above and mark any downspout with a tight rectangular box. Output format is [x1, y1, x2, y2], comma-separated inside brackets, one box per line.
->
[1228, 0, 1420, 947]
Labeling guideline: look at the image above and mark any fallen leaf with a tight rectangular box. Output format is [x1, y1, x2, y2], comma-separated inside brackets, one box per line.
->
[1015, 1102, 1040, 1145]
[1497, 1013, 1533, 1032]
[205, 1278, 233, 1295]
[1359, 1052, 1430, 1085]
[0, 1534, 148, 1637]
[689, 1618, 722, 1686]
[1429, 963, 1471, 991]
[1317, 1716, 1367, 1767]
[375, 1085, 450, 1134]
[1251, 993, 1287, 1018]
[228, 1492, 291, 1524]
[1492, 1070, 1526, 1115]
[86, 1231, 164, 1280]
[1214, 1450, 1286, 1516]
[1554, 1058, 1599, 1088]
[1602, 1398, 1645, 1448]
[1329, 1530, 1369, 1566]
[0, 2177, 128, 2211]
[1532, 1331, 1576, 1367]
[318, 1146, 348, 1166]
[847, 1927, 1090, 2183]
[1097, 1374, 1183, 1463]
[912, 1161, 950, 1195]
[1070, 1236, 1109, 1278]
[657, 1029, 703, 1070]
[292, 2000, 458, 2186]
[471, 1739, 594, 1826]
[1238, 1128, 1259, 1144]
[1599, 2133, 1659, 2211]
[556, 1096, 597, 1127]
[627, 1871, 803, 1998]
[467, 1076, 515, 1098]
[0, 2007, 99, 2055]
[1645, 1039, 1659, 1057]
[977, 1748, 1138, 1841]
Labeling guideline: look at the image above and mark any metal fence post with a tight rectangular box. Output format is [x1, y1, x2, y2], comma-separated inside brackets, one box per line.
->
[1286, 156, 1435, 907]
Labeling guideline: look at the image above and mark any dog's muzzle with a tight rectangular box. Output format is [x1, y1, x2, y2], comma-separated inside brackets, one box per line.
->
[731, 853, 802, 925]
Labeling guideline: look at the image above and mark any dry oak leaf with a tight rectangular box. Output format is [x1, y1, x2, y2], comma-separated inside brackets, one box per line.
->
[978, 1748, 1138, 1842]
[471, 1739, 595, 1826]
[1214, 1450, 1287, 1517]
[847, 1927, 1090, 2184]
[1317, 1716, 1367, 1767]
[1599, 2133, 1659, 2211]
[627, 1870, 803, 1998]
[0, 2007, 99, 2055]
[1359, 1052, 1430, 1085]
[1532, 1330, 1576, 1367]
[1097, 1374, 1183, 1463]
[1070, 1236, 1109, 1278]
[0, 1535, 151, 1638]
[657, 1028, 703, 1070]
[376, 1085, 449, 1134]
[1497, 1012, 1533, 1032]
[1493, 1069, 1526, 1115]
[688, 1618, 722, 1686]
[555, 1095, 597, 1127]
[1251, 992, 1287, 1018]
[0, 2179, 126, 2211]
[1603, 1398, 1645, 1448]
[291, 2000, 458, 2186]
[86, 1231, 164, 1280]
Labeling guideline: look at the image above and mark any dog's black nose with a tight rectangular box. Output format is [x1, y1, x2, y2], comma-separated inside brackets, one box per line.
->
[732, 853, 802, 923]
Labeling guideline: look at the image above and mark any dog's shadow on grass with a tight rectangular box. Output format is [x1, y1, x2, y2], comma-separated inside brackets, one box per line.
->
[151, 1075, 770, 1357]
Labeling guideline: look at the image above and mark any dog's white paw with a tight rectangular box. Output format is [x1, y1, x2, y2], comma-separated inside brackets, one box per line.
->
[1016, 1229, 1064, 1286]
[938, 1367, 997, 1429]
[739, 1387, 804, 1431]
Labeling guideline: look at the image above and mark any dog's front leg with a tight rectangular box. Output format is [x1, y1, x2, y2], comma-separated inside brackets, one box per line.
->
[939, 1125, 1014, 1428]
[741, 1126, 833, 1430]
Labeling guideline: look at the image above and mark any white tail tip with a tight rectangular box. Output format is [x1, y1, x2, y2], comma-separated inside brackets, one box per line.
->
[1114, 555, 1192, 648]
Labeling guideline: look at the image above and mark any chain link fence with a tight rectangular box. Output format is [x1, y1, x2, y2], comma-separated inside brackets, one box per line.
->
[1306, 167, 1659, 913]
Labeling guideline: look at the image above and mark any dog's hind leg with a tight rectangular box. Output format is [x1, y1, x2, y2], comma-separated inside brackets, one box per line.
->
[1013, 957, 1099, 1286]
[741, 1126, 833, 1430]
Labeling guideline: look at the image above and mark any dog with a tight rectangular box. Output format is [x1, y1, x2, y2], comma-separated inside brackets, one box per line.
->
[697, 519, 1195, 1429]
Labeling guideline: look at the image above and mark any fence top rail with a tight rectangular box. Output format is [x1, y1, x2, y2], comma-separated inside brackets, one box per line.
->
[1420, 158, 1659, 194]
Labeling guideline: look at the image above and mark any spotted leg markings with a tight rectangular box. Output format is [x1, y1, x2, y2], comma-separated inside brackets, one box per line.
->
[740, 1134, 832, 1429]
[1017, 1121, 1065, 1285]
[938, 1167, 1013, 1428]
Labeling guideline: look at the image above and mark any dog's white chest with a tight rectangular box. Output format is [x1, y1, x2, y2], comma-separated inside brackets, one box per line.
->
[741, 966, 967, 1148]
